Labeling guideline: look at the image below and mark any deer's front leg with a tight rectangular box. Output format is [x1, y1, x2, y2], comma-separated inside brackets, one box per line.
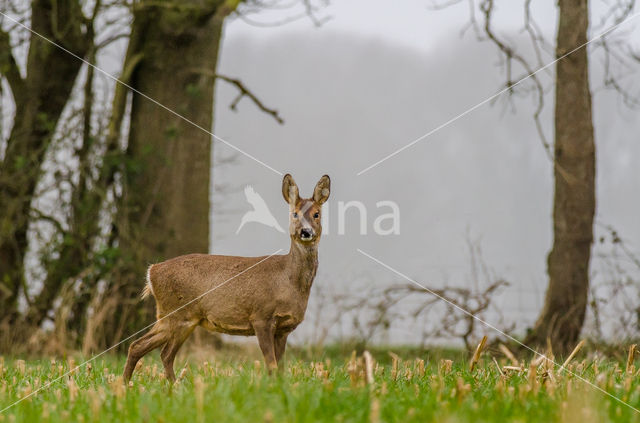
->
[252, 320, 277, 372]
[274, 332, 289, 366]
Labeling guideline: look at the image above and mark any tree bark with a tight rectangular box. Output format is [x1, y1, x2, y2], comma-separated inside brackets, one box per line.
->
[526, 0, 595, 354]
[120, 4, 222, 261]
[108, 0, 231, 341]
[0, 0, 88, 324]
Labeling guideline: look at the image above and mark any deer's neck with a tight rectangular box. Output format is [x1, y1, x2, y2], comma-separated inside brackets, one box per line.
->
[288, 240, 319, 292]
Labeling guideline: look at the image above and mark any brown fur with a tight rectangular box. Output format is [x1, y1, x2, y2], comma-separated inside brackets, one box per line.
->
[123, 174, 330, 383]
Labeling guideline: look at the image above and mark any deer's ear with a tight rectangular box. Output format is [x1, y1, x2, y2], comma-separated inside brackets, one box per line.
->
[282, 174, 299, 205]
[313, 175, 331, 205]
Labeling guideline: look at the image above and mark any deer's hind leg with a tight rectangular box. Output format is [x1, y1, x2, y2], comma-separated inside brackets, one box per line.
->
[123, 323, 169, 383]
[160, 320, 198, 383]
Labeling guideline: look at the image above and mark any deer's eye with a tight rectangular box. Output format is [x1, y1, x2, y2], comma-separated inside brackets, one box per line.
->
[293, 212, 298, 218]
[313, 212, 319, 219]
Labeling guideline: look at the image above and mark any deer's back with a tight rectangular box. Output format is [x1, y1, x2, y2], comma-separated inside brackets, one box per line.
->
[148, 253, 299, 326]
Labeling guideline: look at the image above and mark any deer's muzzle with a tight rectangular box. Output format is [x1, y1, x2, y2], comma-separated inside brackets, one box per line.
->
[300, 228, 314, 241]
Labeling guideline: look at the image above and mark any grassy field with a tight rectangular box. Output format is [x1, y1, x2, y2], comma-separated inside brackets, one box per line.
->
[1, 345, 640, 422]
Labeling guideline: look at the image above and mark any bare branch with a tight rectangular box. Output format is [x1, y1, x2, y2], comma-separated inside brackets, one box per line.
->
[0, 26, 25, 103]
[479, 0, 552, 159]
[238, 11, 310, 27]
[213, 72, 284, 124]
[236, 0, 330, 28]
[31, 207, 67, 235]
[523, 0, 553, 67]
[594, 36, 640, 108]
[597, 222, 640, 272]
[218, 74, 284, 124]
[428, 0, 467, 10]
[95, 31, 130, 49]
[301, 0, 330, 27]
[592, 0, 635, 32]
[189, 67, 284, 124]
[243, 0, 301, 11]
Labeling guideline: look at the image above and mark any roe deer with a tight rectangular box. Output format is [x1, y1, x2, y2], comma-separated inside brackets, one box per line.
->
[123, 174, 330, 383]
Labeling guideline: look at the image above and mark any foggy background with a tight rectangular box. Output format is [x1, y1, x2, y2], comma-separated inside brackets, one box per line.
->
[3, 0, 638, 346]
[209, 0, 640, 344]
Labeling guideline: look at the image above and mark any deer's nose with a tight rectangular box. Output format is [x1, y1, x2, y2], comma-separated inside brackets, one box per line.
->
[300, 228, 314, 240]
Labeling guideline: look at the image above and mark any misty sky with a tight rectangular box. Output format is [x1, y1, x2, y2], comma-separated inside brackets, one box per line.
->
[210, 0, 640, 343]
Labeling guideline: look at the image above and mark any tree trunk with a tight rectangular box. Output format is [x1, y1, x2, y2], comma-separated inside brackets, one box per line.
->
[0, 0, 87, 325]
[108, 1, 230, 342]
[526, 0, 595, 354]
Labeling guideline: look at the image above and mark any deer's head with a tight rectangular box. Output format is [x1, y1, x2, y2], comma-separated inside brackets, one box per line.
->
[282, 174, 330, 245]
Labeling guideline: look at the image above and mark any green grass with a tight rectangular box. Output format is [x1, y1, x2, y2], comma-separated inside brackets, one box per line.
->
[1, 347, 640, 422]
